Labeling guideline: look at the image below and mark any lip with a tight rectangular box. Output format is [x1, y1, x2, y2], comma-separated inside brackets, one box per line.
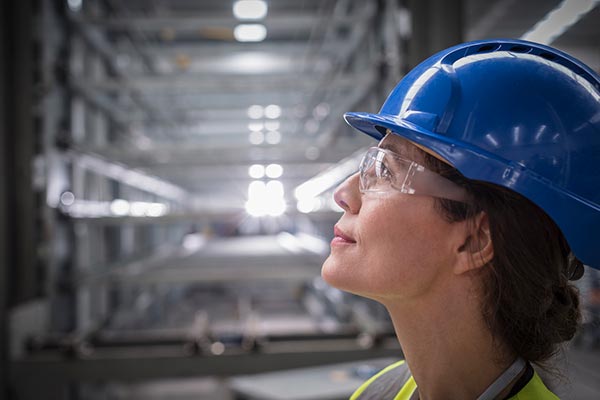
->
[332, 226, 357, 245]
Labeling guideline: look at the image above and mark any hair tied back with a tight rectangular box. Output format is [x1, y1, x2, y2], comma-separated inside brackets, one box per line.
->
[567, 253, 584, 281]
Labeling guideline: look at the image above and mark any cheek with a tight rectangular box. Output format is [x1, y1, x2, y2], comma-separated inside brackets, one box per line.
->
[323, 197, 456, 299]
[360, 201, 434, 292]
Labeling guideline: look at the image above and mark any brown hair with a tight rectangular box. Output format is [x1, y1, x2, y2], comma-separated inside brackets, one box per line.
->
[421, 152, 582, 364]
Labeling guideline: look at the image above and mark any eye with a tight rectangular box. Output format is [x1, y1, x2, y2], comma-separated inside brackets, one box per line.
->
[374, 158, 394, 179]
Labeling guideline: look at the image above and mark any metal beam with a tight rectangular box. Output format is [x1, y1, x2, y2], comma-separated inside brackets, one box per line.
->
[66, 209, 342, 226]
[465, 0, 518, 41]
[139, 42, 338, 57]
[83, 140, 366, 166]
[0, 1, 9, 397]
[88, 12, 368, 34]
[125, 91, 304, 112]
[78, 72, 362, 93]
[67, 12, 180, 130]
[409, 0, 463, 67]
[7, 0, 36, 304]
[67, 149, 190, 204]
[11, 342, 402, 383]
[69, 79, 131, 129]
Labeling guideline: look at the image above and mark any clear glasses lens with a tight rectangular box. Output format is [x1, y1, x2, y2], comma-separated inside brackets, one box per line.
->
[360, 148, 409, 193]
[358, 147, 470, 203]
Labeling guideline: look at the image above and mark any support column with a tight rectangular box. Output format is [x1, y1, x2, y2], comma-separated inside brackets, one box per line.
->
[408, 0, 463, 67]
[0, 0, 9, 397]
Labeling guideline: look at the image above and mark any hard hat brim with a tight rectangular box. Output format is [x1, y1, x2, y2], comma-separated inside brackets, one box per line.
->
[344, 111, 600, 270]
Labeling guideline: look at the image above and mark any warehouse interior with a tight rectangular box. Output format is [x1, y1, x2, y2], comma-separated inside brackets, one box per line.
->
[1, 0, 599, 399]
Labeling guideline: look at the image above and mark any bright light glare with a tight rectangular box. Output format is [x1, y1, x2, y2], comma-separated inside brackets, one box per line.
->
[68, 0, 82, 12]
[265, 131, 281, 144]
[297, 197, 322, 213]
[266, 180, 284, 197]
[110, 199, 130, 216]
[130, 202, 146, 217]
[248, 122, 264, 131]
[249, 164, 265, 178]
[183, 233, 206, 251]
[247, 104, 264, 119]
[245, 180, 286, 217]
[233, 0, 268, 20]
[234, 24, 267, 42]
[521, 0, 598, 45]
[264, 104, 282, 119]
[249, 131, 264, 145]
[147, 203, 168, 217]
[265, 163, 283, 178]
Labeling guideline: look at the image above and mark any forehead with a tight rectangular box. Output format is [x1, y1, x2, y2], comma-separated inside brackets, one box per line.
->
[379, 131, 452, 165]
[378, 132, 425, 160]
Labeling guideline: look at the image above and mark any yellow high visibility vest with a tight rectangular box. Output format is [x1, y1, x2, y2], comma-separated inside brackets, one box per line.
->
[350, 360, 560, 400]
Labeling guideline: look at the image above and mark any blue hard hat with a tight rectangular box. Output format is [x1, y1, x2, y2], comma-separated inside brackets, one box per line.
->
[344, 39, 600, 269]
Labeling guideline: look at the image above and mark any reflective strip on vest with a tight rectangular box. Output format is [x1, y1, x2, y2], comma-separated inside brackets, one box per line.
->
[351, 361, 414, 400]
[349, 360, 560, 400]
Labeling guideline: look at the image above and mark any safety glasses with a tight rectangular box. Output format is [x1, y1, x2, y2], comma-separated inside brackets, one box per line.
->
[359, 147, 470, 203]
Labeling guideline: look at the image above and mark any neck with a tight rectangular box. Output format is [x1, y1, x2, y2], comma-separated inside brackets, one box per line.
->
[381, 277, 516, 400]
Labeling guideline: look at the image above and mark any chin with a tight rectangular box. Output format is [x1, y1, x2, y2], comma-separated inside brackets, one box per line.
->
[321, 255, 351, 289]
[321, 256, 372, 298]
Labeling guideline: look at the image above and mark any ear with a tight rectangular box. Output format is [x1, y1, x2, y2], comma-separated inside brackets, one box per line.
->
[453, 211, 494, 275]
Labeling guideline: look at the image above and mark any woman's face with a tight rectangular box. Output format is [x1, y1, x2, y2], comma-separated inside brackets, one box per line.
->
[321, 134, 465, 302]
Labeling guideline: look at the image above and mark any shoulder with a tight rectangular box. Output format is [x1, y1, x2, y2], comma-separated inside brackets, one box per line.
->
[350, 360, 412, 400]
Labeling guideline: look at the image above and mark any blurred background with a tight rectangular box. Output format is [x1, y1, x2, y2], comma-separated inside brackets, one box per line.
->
[0, 0, 599, 399]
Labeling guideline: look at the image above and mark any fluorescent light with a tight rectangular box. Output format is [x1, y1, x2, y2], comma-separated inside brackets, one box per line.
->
[234, 24, 267, 42]
[265, 130, 281, 144]
[146, 203, 168, 217]
[265, 164, 283, 178]
[245, 180, 286, 217]
[233, 0, 268, 20]
[247, 104, 264, 119]
[249, 131, 264, 145]
[521, 0, 599, 45]
[248, 122, 264, 131]
[266, 180, 284, 197]
[110, 199, 130, 216]
[249, 164, 265, 178]
[264, 104, 282, 119]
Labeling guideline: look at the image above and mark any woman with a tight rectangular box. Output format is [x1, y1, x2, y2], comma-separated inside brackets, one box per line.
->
[322, 39, 600, 399]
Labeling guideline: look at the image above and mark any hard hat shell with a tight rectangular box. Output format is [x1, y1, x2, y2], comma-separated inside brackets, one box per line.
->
[344, 39, 600, 269]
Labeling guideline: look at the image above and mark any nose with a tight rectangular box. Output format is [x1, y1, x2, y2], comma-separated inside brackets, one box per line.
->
[334, 172, 361, 214]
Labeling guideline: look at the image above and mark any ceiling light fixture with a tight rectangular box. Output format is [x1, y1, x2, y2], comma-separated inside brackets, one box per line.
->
[234, 24, 267, 42]
[249, 131, 265, 145]
[265, 131, 281, 145]
[247, 104, 264, 119]
[265, 164, 283, 178]
[249, 164, 265, 178]
[264, 104, 282, 119]
[246, 180, 286, 217]
[233, 0, 268, 20]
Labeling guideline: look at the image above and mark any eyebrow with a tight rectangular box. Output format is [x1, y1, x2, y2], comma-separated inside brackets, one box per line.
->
[379, 138, 411, 157]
